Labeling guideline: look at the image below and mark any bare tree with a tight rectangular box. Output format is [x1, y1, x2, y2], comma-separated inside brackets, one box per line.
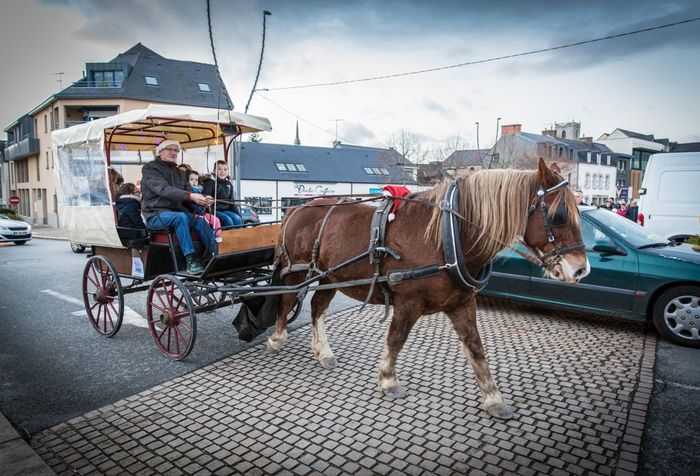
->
[386, 129, 429, 164]
[429, 134, 470, 164]
[490, 135, 539, 170]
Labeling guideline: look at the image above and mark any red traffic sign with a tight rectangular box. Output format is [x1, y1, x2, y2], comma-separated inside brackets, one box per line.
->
[8, 195, 20, 206]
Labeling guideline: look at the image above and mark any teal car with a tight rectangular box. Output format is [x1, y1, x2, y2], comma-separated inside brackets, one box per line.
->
[482, 206, 700, 348]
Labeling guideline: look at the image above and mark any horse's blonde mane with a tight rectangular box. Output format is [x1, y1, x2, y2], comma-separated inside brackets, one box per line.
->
[423, 168, 579, 261]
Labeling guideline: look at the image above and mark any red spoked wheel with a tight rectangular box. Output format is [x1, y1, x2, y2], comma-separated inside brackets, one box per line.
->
[146, 275, 197, 361]
[82, 255, 124, 337]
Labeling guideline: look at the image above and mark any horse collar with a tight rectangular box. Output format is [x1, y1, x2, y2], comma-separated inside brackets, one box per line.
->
[441, 181, 492, 291]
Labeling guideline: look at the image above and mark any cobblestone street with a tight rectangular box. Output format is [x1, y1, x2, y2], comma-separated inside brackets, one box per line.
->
[32, 298, 654, 475]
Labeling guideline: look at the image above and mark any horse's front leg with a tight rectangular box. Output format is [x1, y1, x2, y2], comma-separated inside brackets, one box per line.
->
[378, 301, 420, 398]
[310, 289, 337, 368]
[267, 286, 299, 353]
[446, 299, 514, 419]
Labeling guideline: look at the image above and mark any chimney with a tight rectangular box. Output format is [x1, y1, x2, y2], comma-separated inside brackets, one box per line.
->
[542, 128, 556, 137]
[580, 136, 593, 147]
[501, 124, 521, 136]
[294, 121, 301, 146]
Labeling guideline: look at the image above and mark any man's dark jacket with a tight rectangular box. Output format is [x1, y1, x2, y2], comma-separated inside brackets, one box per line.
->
[141, 158, 191, 221]
[203, 176, 241, 215]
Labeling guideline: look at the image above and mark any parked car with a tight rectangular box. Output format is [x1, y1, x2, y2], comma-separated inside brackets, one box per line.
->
[0, 213, 32, 245]
[240, 205, 261, 225]
[481, 206, 700, 348]
[71, 242, 88, 253]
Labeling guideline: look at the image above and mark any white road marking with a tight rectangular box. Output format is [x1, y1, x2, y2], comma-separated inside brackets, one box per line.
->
[42, 289, 149, 328]
[41, 289, 83, 306]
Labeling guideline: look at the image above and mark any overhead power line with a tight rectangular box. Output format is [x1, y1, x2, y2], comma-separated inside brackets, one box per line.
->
[258, 16, 700, 92]
[256, 93, 355, 144]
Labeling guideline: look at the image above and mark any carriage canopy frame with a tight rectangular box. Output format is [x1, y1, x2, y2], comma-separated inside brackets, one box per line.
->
[52, 104, 272, 248]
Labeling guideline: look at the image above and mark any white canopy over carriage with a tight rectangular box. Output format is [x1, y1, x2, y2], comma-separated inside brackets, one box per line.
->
[52, 104, 272, 247]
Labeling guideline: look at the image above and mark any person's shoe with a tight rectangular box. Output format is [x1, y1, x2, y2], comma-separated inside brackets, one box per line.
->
[185, 254, 204, 274]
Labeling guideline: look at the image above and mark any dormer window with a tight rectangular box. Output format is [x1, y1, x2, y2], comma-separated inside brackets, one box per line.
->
[198, 83, 211, 92]
[145, 76, 159, 86]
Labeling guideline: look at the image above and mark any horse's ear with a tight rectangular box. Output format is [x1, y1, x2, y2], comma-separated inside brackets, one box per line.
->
[537, 157, 557, 185]
[550, 162, 562, 174]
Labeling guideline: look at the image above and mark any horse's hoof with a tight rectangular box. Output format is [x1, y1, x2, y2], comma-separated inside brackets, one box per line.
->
[266, 339, 282, 354]
[485, 402, 514, 420]
[319, 356, 337, 369]
[382, 386, 406, 399]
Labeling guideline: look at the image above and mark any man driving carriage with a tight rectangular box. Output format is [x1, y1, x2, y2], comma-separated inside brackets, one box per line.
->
[141, 139, 215, 274]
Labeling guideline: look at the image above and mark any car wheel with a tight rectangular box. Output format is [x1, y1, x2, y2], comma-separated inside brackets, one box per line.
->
[71, 242, 86, 253]
[14, 241, 27, 246]
[652, 285, 700, 348]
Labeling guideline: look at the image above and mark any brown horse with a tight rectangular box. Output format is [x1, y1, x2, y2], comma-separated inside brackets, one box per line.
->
[267, 159, 589, 419]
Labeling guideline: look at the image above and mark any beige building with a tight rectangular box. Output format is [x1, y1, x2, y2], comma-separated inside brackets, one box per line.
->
[3, 43, 232, 226]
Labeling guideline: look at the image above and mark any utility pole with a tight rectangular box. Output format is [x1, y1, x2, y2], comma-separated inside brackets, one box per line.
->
[53, 72, 64, 91]
[245, 10, 272, 113]
[475, 122, 481, 166]
[332, 119, 343, 147]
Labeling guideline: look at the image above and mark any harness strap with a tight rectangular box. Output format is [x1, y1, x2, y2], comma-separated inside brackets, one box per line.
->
[441, 182, 492, 291]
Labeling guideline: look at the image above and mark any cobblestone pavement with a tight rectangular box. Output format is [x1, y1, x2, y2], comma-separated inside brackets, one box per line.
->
[31, 298, 655, 475]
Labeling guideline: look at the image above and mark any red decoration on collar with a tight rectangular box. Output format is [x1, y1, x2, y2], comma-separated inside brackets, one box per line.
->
[382, 185, 411, 216]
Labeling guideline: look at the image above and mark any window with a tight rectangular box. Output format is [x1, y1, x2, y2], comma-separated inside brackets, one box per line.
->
[46, 151, 49, 169]
[569, 149, 573, 160]
[93, 70, 124, 87]
[605, 175, 610, 189]
[36, 157, 40, 182]
[363, 167, 374, 174]
[37, 189, 42, 200]
[275, 162, 306, 173]
[198, 83, 211, 92]
[596, 153, 601, 165]
[606, 155, 611, 165]
[380, 168, 390, 175]
[584, 173, 590, 188]
[558, 147, 563, 158]
[44, 115, 48, 134]
[586, 152, 591, 163]
[144, 76, 159, 86]
[244, 196, 272, 215]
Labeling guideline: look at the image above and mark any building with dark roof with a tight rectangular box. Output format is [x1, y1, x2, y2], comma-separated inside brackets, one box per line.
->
[2, 43, 231, 226]
[490, 124, 633, 205]
[236, 142, 421, 222]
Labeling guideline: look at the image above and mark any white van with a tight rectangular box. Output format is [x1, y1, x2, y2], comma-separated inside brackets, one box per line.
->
[638, 152, 700, 241]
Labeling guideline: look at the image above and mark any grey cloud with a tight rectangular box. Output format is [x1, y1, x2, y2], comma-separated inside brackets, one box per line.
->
[341, 122, 377, 144]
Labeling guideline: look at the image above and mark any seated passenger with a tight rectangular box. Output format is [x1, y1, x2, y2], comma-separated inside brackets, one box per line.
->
[186, 170, 223, 243]
[141, 140, 215, 274]
[203, 160, 243, 228]
[115, 183, 146, 240]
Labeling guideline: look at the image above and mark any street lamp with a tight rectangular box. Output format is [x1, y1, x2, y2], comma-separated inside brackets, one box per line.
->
[475, 122, 482, 166]
[245, 10, 272, 113]
[495, 117, 501, 145]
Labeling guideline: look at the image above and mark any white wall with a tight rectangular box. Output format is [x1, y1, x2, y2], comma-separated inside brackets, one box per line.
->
[239, 180, 426, 222]
[577, 161, 617, 205]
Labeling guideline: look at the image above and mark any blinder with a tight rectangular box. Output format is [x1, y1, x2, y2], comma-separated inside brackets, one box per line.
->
[525, 179, 585, 269]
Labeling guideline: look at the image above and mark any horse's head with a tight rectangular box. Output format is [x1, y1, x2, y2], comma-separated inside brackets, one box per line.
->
[522, 159, 590, 284]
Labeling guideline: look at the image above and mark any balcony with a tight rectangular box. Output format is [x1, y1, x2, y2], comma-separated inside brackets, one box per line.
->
[4, 136, 40, 161]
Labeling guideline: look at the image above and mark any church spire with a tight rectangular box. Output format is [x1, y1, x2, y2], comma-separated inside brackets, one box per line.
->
[294, 121, 301, 145]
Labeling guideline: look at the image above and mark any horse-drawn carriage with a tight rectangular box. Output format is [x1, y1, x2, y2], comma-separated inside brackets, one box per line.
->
[53, 105, 299, 360]
[56, 104, 590, 419]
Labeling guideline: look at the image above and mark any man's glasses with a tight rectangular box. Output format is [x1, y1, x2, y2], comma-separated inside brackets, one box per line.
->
[163, 147, 180, 153]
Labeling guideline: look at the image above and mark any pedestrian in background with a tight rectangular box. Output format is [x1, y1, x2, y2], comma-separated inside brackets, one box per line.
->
[626, 199, 639, 223]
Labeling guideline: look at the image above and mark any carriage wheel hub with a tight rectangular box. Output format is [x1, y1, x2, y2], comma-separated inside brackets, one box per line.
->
[94, 289, 106, 304]
[160, 309, 178, 327]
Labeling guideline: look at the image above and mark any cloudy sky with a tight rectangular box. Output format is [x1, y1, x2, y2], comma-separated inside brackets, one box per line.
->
[1, 0, 699, 152]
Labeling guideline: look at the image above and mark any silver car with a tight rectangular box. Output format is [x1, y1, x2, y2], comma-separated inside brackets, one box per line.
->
[0, 213, 32, 245]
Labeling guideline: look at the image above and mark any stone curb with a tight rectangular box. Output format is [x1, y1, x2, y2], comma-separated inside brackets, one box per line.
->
[0, 412, 54, 475]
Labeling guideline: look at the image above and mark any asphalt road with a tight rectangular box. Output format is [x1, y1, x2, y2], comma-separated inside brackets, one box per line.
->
[0, 239, 359, 434]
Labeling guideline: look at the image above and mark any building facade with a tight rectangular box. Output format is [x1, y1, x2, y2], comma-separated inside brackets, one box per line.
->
[2, 43, 231, 226]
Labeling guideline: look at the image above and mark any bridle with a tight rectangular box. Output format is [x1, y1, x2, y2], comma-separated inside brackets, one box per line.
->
[518, 179, 585, 269]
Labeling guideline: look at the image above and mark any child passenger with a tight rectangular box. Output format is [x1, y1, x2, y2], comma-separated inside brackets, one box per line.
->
[187, 170, 222, 242]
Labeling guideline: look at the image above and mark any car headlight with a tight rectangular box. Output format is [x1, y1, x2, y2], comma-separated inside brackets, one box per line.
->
[0, 226, 7, 230]
[26, 225, 32, 231]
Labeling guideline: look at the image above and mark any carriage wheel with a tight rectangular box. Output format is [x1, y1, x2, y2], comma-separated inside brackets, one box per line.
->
[147, 275, 197, 361]
[82, 256, 124, 337]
